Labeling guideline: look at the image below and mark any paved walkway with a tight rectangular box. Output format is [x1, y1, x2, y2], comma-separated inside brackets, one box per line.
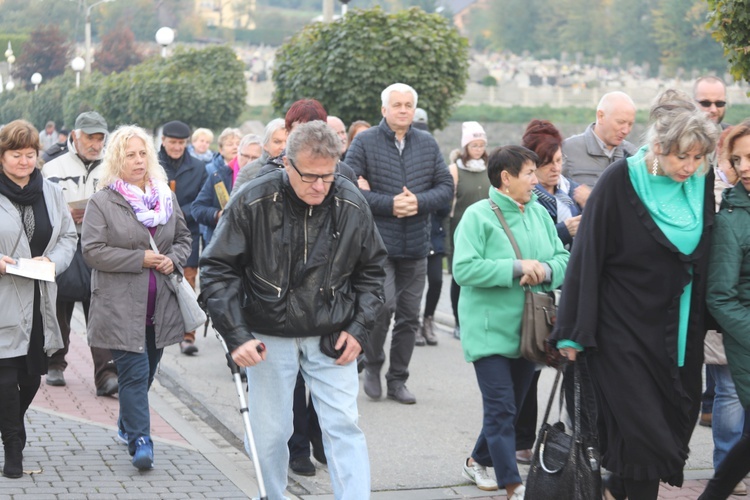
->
[0, 306, 734, 499]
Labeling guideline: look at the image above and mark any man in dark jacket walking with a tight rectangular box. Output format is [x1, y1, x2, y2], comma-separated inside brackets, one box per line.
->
[346, 82, 454, 404]
[200, 121, 386, 499]
[157, 120, 207, 355]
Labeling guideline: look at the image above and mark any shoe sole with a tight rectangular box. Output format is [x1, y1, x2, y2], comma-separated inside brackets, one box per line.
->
[290, 468, 316, 476]
[461, 468, 498, 491]
[115, 433, 128, 446]
[45, 379, 66, 387]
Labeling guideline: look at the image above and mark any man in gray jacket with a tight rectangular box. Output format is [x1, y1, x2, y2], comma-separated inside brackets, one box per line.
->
[346, 82, 454, 404]
[562, 91, 637, 187]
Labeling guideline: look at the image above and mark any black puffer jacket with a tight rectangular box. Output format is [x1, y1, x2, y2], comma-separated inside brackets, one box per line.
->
[345, 118, 454, 259]
[199, 169, 387, 353]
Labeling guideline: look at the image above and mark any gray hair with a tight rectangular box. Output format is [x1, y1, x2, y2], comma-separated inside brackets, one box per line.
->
[262, 118, 286, 146]
[239, 133, 262, 151]
[381, 83, 418, 108]
[217, 127, 242, 148]
[645, 89, 718, 169]
[286, 121, 341, 163]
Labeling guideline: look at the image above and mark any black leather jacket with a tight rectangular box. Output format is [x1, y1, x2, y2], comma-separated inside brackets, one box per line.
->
[200, 169, 387, 353]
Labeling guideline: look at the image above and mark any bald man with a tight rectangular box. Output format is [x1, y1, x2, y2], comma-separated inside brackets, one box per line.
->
[327, 116, 348, 156]
[562, 91, 638, 187]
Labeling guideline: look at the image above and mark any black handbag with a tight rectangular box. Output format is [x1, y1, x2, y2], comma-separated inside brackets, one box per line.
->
[526, 362, 601, 499]
[55, 238, 92, 303]
[488, 199, 556, 364]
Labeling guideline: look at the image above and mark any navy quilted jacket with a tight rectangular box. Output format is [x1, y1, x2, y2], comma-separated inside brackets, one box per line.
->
[346, 118, 453, 259]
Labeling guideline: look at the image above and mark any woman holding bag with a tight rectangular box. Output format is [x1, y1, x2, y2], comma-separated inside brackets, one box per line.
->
[82, 125, 191, 470]
[554, 89, 718, 499]
[453, 145, 569, 498]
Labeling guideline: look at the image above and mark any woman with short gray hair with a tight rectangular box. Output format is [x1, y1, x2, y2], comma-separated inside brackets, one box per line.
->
[553, 89, 719, 499]
[233, 119, 287, 193]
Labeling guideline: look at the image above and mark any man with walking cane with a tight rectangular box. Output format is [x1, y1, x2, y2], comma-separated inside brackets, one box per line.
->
[200, 121, 387, 499]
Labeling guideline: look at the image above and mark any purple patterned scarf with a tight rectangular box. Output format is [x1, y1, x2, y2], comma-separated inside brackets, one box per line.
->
[109, 178, 173, 227]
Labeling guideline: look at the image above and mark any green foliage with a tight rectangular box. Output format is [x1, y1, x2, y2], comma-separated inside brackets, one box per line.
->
[708, 0, 750, 84]
[12, 25, 72, 89]
[479, 0, 726, 75]
[0, 34, 29, 61]
[272, 7, 469, 131]
[0, 72, 76, 128]
[481, 75, 498, 87]
[84, 45, 246, 131]
[0, 90, 31, 125]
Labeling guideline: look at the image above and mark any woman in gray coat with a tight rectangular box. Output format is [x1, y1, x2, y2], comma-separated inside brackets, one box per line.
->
[0, 120, 76, 478]
[82, 125, 191, 471]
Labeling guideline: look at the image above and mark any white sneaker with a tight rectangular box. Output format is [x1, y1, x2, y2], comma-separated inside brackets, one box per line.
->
[461, 458, 498, 491]
[509, 484, 526, 499]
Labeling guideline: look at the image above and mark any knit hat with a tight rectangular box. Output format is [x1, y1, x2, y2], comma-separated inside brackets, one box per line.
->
[461, 121, 487, 149]
[162, 120, 191, 139]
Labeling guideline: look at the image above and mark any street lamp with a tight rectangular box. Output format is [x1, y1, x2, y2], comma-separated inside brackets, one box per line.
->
[155, 27, 175, 58]
[85, 0, 116, 75]
[4, 42, 15, 88]
[71, 56, 85, 88]
[31, 72, 42, 91]
[339, 0, 350, 16]
[5, 81, 14, 92]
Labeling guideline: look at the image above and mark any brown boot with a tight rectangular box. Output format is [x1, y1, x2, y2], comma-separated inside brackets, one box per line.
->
[423, 316, 438, 346]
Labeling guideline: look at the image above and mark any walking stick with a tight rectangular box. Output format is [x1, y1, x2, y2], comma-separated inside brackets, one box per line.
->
[216, 332, 268, 500]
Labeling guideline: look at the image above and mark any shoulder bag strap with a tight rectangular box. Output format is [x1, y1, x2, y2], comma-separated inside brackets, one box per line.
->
[488, 199, 522, 259]
[540, 365, 565, 425]
[8, 225, 24, 258]
[147, 233, 159, 254]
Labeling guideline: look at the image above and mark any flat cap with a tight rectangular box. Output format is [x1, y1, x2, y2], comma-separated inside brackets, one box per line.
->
[75, 111, 108, 135]
[162, 120, 191, 139]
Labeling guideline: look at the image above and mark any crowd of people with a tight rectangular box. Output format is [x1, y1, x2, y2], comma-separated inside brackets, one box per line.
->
[0, 76, 748, 500]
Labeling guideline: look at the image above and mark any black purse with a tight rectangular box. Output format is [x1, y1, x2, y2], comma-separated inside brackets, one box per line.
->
[526, 362, 601, 499]
[55, 238, 92, 303]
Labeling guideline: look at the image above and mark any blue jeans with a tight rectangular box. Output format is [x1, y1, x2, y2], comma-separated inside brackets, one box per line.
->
[471, 355, 536, 488]
[707, 364, 746, 468]
[111, 326, 163, 456]
[245, 334, 370, 500]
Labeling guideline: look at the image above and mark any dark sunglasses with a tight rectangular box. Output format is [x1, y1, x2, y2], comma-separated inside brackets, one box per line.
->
[697, 100, 726, 108]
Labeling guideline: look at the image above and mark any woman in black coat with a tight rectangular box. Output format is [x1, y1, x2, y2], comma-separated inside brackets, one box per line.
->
[553, 89, 719, 499]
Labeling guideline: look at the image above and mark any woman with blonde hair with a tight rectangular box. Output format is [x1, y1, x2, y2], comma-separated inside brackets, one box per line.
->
[0, 120, 76, 478]
[82, 125, 191, 470]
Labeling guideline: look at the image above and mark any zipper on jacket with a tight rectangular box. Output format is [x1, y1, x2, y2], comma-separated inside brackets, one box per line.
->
[304, 207, 311, 263]
[246, 192, 280, 208]
[252, 270, 281, 297]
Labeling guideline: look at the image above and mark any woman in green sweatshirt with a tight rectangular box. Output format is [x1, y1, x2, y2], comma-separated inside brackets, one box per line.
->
[453, 145, 569, 498]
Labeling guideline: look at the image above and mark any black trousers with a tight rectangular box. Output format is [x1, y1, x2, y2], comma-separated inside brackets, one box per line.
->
[0, 366, 40, 451]
[288, 371, 322, 460]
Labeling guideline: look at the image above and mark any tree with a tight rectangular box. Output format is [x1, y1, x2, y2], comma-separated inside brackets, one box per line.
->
[272, 7, 469, 131]
[708, 0, 750, 83]
[65, 45, 247, 131]
[12, 25, 72, 89]
[94, 26, 144, 75]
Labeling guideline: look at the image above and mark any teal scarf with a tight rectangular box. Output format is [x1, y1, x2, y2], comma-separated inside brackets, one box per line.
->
[628, 146, 705, 366]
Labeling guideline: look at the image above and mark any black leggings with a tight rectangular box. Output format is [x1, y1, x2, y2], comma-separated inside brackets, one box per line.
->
[699, 432, 750, 500]
[423, 253, 444, 318]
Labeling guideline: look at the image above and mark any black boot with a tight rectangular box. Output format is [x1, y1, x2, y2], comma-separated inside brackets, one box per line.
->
[0, 382, 24, 478]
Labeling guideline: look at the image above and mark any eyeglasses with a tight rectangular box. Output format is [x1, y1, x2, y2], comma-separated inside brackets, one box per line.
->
[697, 100, 726, 108]
[288, 158, 337, 183]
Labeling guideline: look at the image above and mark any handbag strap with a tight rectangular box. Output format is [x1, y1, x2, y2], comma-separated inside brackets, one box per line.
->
[488, 199, 522, 259]
[540, 365, 565, 426]
[573, 361, 581, 439]
[147, 233, 159, 254]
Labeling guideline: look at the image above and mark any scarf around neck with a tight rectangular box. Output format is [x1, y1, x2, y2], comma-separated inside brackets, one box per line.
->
[456, 158, 487, 172]
[0, 167, 44, 206]
[109, 177, 174, 227]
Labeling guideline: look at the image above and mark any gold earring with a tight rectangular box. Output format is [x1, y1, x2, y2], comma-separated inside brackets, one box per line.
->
[652, 156, 659, 176]
[505, 188, 510, 194]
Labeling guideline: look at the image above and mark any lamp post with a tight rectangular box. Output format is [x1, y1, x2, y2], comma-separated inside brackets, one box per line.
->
[5, 81, 14, 92]
[30, 72, 42, 91]
[4, 42, 15, 89]
[339, 0, 350, 16]
[71, 57, 85, 88]
[155, 27, 175, 58]
[85, 0, 116, 75]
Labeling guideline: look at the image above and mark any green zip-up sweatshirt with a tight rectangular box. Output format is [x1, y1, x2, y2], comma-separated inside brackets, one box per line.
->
[453, 187, 569, 363]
